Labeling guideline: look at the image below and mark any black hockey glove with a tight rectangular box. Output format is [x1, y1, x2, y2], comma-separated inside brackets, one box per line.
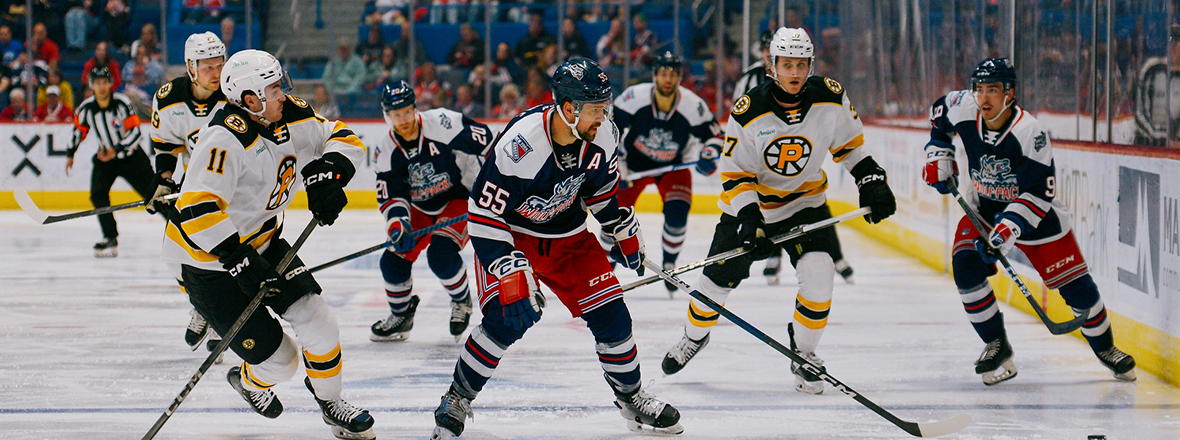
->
[219, 244, 282, 298]
[736, 204, 774, 261]
[301, 152, 356, 226]
[851, 158, 896, 224]
[145, 174, 180, 217]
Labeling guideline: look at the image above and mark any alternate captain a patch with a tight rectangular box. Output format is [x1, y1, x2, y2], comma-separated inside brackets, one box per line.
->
[507, 134, 532, 163]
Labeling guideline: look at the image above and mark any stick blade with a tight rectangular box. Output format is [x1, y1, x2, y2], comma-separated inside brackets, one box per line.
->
[1047, 313, 1087, 335]
[912, 413, 972, 437]
[13, 190, 49, 224]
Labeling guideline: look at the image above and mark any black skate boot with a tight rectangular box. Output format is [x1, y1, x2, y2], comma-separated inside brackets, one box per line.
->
[975, 336, 1017, 386]
[206, 335, 225, 364]
[788, 323, 826, 394]
[227, 365, 282, 418]
[449, 296, 472, 342]
[370, 295, 419, 342]
[661, 331, 709, 375]
[431, 386, 474, 440]
[185, 308, 210, 349]
[763, 255, 781, 285]
[304, 377, 375, 440]
[834, 259, 855, 284]
[609, 376, 683, 435]
[94, 237, 117, 258]
[1096, 346, 1136, 381]
[663, 261, 677, 298]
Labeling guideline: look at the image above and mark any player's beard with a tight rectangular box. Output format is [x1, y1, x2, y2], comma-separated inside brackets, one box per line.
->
[655, 83, 676, 98]
[577, 123, 599, 142]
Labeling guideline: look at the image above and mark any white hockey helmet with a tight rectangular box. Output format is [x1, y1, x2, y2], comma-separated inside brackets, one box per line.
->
[221, 50, 291, 119]
[184, 32, 227, 81]
[767, 27, 815, 80]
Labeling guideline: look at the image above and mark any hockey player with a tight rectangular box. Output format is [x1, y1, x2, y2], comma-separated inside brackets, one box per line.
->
[923, 57, 1136, 385]
[144, 31, 229, 351]
[660, 28, 896, 396]
[163, 50, 375, 439]
[66, 65, 155, 258]
[609, 50, 723, 293]
[430, 58, 682, 439]
[734, 30, 856, 286]
[370, 80, 493, 342]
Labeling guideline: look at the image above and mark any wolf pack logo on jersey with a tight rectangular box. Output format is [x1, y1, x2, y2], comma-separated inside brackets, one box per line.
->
[267, 156, 298, 210]
[408, 162, 453, 202]
[516, 174, 586, 223]
[764, 136, 812, 176]
[634, 128, 679, 162]
[439, 113, 452, 129]
[1033, 131, 1048, 152]
[507, 134, 533, 163]
[971, 155, 1019, 201]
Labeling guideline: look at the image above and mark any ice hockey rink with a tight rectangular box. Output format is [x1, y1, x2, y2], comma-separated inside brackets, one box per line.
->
[2, 209, 1178, 440]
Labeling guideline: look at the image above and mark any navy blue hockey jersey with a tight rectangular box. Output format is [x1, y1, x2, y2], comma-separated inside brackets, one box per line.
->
[613, 83, 722, 173]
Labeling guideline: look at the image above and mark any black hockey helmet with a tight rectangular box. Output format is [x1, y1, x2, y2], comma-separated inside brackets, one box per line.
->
[380, 80, 416, 112]
[652, 51, 681, 74]
[551, 57, 613, 107]
[971, 57, 1017, 90]
[759, 29, 774, 50]
[89, 65, 112, 82]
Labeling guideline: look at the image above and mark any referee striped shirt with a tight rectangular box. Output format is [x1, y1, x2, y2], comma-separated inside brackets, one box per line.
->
[68, 93, 143, 159]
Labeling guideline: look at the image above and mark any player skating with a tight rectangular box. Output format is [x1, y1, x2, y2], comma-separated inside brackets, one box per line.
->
[162, 49, 375, 439]
[145, 31, 229, 351]
[923, 57, 1136, 385]
[609, 50, 723, 294]
[660, 28, 896, 396]
[430, 58, 682, 439]
[370, 80, 493, 342]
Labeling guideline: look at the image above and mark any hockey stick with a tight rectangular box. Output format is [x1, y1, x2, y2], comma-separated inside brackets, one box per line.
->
[622, 207, 871, 292]
[14, 189, 179, 225]
[945, 180, 1086, 335]
[306, 214, 468, 274]
[619, 161, 700, 189]
[142, 218, 320, 440]
[642, 259, 972, 437]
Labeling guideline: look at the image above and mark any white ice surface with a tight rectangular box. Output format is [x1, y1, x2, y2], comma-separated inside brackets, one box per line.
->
[1, 209, 1178, 440]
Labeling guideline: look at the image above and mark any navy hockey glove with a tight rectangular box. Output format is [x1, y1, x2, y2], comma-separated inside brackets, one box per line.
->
[851, 158, 896, 224]
[301, 152, 356, 226]
[694, 140, 722, 176]
[490, 251, 545, 331]
[219, 244, 282, 298]
[605, 207, 646, 275]
[145, 174, 180, 217]
[922, 139, 957, 194]
[736, 204, 774, 261]
[386, 216, 415, 253]
[975, 211, 1024, 264]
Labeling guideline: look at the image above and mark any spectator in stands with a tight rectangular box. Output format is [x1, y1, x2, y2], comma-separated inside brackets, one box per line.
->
[130, 23, 163, 63]
[447, 23, 484, 71]
[522, 68, 552, 108]
[691, 59, 719, 114]
[492, 83, 523, 119]
[1, 2, 28, 38]
[391, 23, 425, 67]
[367, 45, 408, 91]
[322, 37, 368, 95]
[37, 66, 73, 108]
[83, 41, 122, 91]
[312, 84, 340, 119]
[452, 83, 482, 117]
[494, 41, 525, 86]
[0, 61, 10, 106]
[413, 61, 449, 110]
[630, 12, 658, 66]
[561, 17, 591, 60]
[0, 87, 29, 121]
[9, 52, 49, 92]
[539, 43, 562, 76]
[101, 0, 131, 50]
[64, 0, 101, 51]
[34, 84, 72, 122]
[515, 11, 555, 69]
[28, 23, 60, 68]
[357, 24, 386, 66]
[0, 24, 22, 66]
[465, 64, 499, 105]
[596, 17, 626, 68]
[219, 17, 235, 51]
[123, 46, 165, 93]
[365, 0, 408, 25]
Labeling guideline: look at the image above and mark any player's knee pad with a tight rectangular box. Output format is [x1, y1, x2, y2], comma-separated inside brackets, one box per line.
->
[280, 294, 341, 356]
[795, 252, 835, 303]
[426, 236, 465, 279]
[380, 250, 413, 285]
[242, 333, 300, 389]
[951, 249, 997, 290]
[1058, 274, 1101, 311]
[582, 299, 632, 344]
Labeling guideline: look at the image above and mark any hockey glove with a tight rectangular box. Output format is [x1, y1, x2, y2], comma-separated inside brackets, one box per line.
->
[301, 153, 356, 226]
[386, 216, 415, 253]
[736, 204, 774, 261]
[605, 207, 646, 275]
[219, 244, 282, 299]
[922, 139, 957, 195]
[490, 251, 546, 331]
[694, 140, 722, 176]
[851, 158, 896, 224]
[145, 174, 180, 217]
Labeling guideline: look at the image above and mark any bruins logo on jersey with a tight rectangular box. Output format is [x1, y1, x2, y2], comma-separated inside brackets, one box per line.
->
[733, 95, 751, 115]
[225, 114, 249, 133]
[267, 156, 298, 210]
[824, 78, 844, 94]
[764, 136, 813, 176]
[242, 339, 255, 350]
[157, 82, 172, 99]
[288, 95, 309, 108]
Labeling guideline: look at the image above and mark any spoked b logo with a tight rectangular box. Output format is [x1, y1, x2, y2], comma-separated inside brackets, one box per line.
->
[763, 136, 812, 176]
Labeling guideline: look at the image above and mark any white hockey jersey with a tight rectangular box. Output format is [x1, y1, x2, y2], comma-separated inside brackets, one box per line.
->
[163, 95, 366, 271]
[150, 76, 228, 172]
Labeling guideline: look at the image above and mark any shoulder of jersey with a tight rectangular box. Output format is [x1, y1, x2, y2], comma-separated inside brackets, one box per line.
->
[614, 83, 654, 113]
[1009, 108, 1051, 154]
[805, 76, 847, 105]
[112, 92, 136, 109]
[941, 89, 978, 124]
[674, 86, 714, 125]
[207, 106, 258, 148]
[493, 110, 551, 178]
[77, 95, 97, 110]
[730, 81, 775, 127]
[280, 94, 319, 124]
[154, 76, 190, 108]
[420, 107, 464, 143]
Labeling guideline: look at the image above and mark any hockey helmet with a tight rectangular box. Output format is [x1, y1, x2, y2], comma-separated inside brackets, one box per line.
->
[185, 32, 227, 80]
[767, 27, 814, 82]
[221, 50, 291, 117]
[552, 57, 613, 107]
[88, 65, 112, 82]
[380, 80, 416, 112]
[759, 29, 774, 51]
[971, 57, 1017, 90]
[652, 51, 682, 75]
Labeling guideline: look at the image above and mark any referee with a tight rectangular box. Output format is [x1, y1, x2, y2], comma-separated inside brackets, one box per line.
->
[66, 66, 155, 257]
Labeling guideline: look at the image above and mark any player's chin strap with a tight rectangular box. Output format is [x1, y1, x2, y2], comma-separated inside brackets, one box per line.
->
[984, 94, 1014, 124]
[242, 99, 275, 125]
[556, 103, 582, 137]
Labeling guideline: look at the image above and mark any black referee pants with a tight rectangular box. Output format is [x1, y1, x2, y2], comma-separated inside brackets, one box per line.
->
[90, 148, 154, 239]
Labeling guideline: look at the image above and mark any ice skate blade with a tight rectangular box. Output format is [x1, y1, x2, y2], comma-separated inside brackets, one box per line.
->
[326, 422, 375, 440]
[1113, 370, 1136, 381]
[186, 331, 209, 351]
[982, 359, 1017, 386]
[840, 275, 855, 284]
[430, 426, 457, 439]
[94, 249, 118, 258]
[370, 333, 410, 342]
[795, 379, 824, 395]
[625, 419, 684, 436]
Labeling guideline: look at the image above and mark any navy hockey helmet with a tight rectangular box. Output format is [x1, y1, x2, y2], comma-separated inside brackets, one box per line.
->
[971, 57, 1017, 90]
[652, 51, 682, 74]
[551, 58, 613, 107]
[381, 80, 416, 112]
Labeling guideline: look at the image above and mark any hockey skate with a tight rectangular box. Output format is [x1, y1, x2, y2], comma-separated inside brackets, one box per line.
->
[975, 336, 1017, 386]
[370, 295, 419, 342]
[610, 379, 683, 435]
[227, 365, 282, 418]
[834, 259, 855, 284]
[763, 255, 781, 285]
[206, 336, 225, 364]
[788, 323, 825, 394]
[185, 308, 210, 349]
[449, 296, 472, 342]
[663, 261, 677, 298]
[93, 237, 117, 258]
[431, 386, 473, 439]
[1096, 346, 1137, 381]
[304, 377, 375, 440]
[661, 331, 709, 375]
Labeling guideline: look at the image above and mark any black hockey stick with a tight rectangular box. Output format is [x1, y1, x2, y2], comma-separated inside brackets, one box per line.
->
[622, 207, 870, 292]
[13, 189, 178, 225]
[619, 161, 701, 189]
[945, 180, 1086, 335]
[142, 218, 320, 440]
[642, 259, 972, 437]
[306, 214, 468, 274]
